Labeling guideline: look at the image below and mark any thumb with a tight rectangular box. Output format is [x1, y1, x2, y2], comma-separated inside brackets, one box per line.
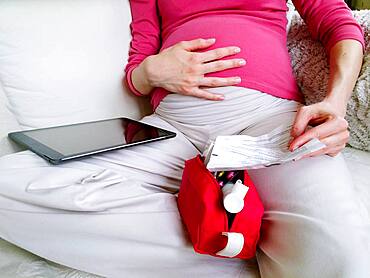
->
[180, 38, 216, 51]
[291, 106, 314, 138]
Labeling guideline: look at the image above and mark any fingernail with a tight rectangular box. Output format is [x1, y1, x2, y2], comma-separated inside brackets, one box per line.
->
[239, 59, 246, 65]
[234, 77, 241, 83]
[207, 38, 216, 43]
[218, 95, 225, 100]
[234, 47, 241, 53]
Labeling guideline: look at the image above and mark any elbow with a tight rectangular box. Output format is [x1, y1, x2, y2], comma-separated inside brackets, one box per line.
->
[122, 68, 131, 94]
[316, 7, 365, 55]
[322, 23, 365, 56]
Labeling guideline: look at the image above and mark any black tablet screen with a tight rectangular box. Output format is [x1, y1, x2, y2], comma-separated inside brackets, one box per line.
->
[22, 118, 169, 157]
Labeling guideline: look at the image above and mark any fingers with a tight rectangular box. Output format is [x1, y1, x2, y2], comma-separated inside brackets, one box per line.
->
[289, 117, 348, 151]
[179, 38, 216, 51]
[290, 106, 316, 139]
[201, 58, 246, 74]
[288, 102, 351, 160]
[169, 38, 247, 100]
[301, 143, 345, 159]
[182, 87, 225, 101]
[179, 39, 246, 74]
[326, 145, 346, 157]
[315, 131, 348, 158]
[198, 76, 242, 87]
[198, 46, 241, 63]
[320, 130, 349, 147]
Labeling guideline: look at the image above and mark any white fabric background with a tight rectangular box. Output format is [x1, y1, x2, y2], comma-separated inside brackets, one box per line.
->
[0, 84, 22, 155]
[0, 0, 151, 130]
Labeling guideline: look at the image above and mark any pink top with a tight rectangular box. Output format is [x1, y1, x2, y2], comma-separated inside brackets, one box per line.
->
[124, 0, 365, 110]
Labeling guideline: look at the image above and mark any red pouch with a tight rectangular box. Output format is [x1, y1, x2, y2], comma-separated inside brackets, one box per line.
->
[177, 154, 264, 259]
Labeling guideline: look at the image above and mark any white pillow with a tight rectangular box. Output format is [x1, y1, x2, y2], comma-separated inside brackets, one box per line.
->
[0, 0, 151, 129]
[0, 85, 23, 156]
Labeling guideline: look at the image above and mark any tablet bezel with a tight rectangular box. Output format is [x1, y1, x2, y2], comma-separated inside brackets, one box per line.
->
[8, 117, 177, 164]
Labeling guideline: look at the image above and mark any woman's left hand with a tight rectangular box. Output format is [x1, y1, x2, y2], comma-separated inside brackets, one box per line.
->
[288, 98, 350, 159]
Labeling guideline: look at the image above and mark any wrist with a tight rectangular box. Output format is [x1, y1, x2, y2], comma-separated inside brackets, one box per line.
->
[142, 54, 159, 88]
[323, 94, 348, 117]
[131, 59, 154, 96]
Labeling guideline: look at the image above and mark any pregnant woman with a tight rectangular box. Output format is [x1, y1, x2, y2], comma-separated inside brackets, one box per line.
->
[0, 0, 369, 277]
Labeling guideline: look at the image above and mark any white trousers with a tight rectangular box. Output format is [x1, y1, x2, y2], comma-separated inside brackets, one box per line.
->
[0, 86, 369, 278]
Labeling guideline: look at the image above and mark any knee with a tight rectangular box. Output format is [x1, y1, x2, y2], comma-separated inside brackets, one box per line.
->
[257, 213, 370, 278]
[318, 229, 370, 278]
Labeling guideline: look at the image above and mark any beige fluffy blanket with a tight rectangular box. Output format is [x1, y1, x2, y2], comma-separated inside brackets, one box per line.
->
[287, 10, 370, 152]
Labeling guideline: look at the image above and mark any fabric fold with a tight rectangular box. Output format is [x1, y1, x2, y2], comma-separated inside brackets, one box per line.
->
[27, 168, 124, 192]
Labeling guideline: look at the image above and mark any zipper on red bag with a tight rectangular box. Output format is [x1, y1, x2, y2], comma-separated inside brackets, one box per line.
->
[201, 156, 245, 231]
[216, 170, 249, 231]
[226, 171, 245, 231]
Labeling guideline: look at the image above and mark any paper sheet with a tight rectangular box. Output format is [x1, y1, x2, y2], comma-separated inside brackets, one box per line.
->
[204, 124, 326, 171]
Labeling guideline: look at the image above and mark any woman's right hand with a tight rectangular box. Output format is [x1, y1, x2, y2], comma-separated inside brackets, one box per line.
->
[133, 38, 246, 100]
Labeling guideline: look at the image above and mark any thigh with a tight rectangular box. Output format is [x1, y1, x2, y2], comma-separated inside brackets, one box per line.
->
[250, 154, 370, 278]
[242, 106, 370, 277]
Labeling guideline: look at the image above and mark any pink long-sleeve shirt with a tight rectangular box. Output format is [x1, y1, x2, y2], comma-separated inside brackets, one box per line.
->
[124, 0, 365, 110]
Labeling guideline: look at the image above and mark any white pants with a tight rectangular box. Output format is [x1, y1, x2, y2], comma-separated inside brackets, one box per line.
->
[0, 86, 369, 278]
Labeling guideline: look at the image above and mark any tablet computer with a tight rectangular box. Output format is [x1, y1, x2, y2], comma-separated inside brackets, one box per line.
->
[8, 117, 176, 164]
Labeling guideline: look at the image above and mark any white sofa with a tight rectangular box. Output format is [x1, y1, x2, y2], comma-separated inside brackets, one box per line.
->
[0, 1, 369, 277]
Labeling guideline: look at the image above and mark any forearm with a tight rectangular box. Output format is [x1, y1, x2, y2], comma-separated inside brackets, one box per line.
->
[324, 39, 363, 116]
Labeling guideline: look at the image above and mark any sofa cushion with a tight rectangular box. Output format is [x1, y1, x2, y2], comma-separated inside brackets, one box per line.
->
[0, 0, 151, 130]
[0, 85, 23, 156]
[287, 10, 370, 152]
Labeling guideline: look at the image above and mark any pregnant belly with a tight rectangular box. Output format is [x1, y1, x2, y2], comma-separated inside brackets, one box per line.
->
[160, 14, 296, 91]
